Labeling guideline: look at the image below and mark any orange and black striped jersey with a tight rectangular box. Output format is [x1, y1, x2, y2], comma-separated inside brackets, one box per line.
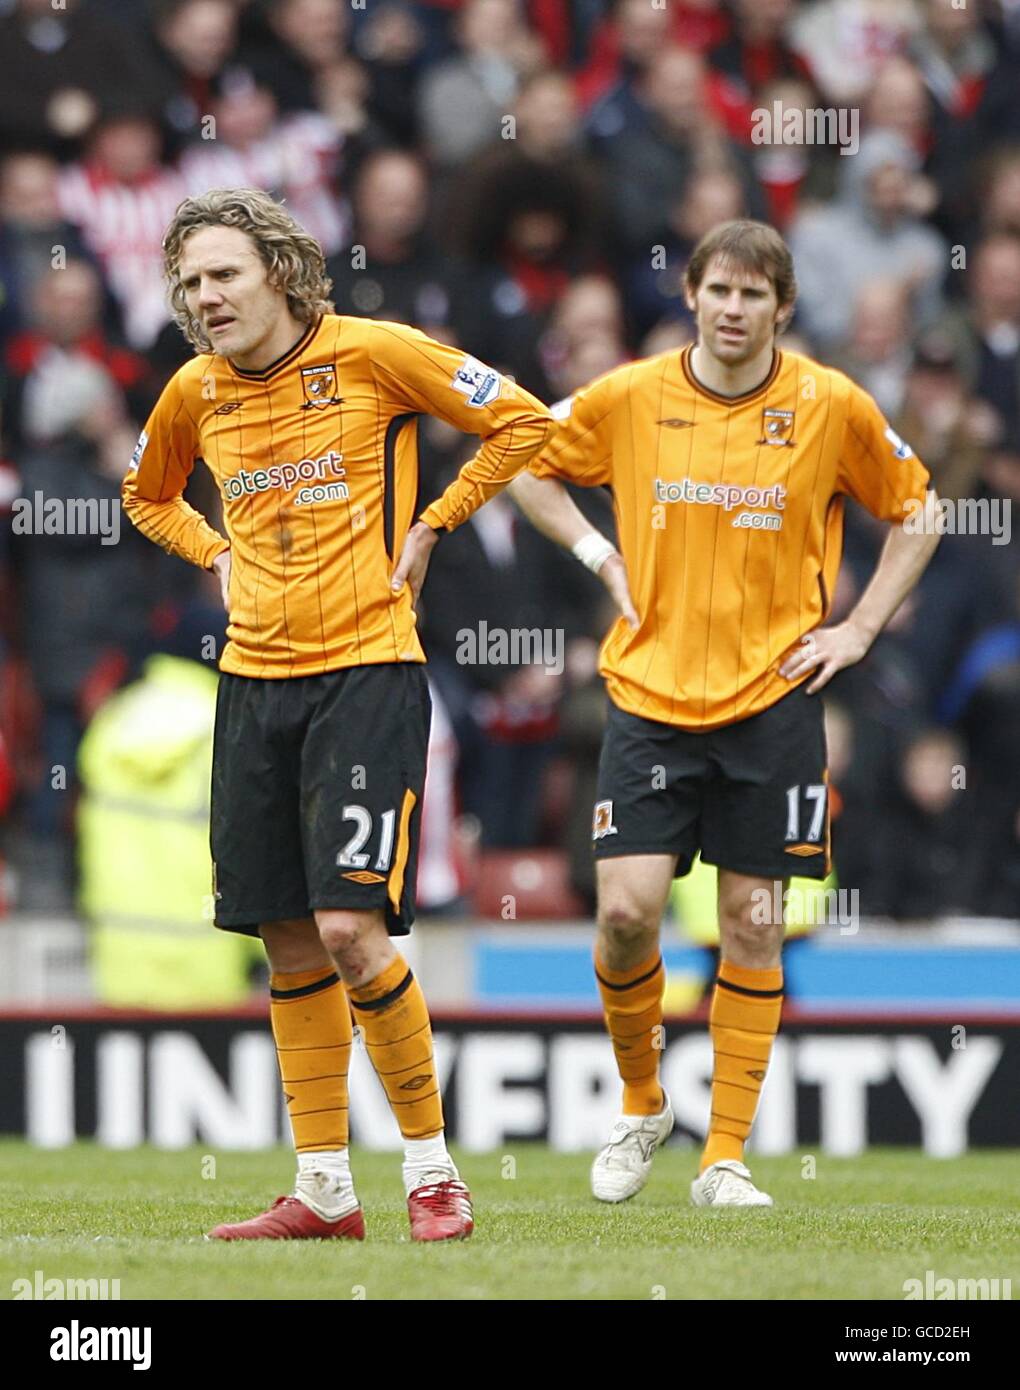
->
[122, 315, 551, 677]
[529, 345, 931, 730]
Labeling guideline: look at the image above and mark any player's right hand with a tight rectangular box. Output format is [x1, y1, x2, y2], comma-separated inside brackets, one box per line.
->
[211, 547, 231, 611]
[600, 552, 639, 630]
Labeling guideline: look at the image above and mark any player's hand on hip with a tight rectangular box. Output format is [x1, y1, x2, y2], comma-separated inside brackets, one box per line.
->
[392, 521, 439, 608]
[211, 548, 231, 611]
[600, 553, 640, 630]
[779, 621, 869, 694]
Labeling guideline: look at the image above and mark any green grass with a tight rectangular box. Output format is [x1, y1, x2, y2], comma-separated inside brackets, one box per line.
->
[0, 1143, 1017, 1300]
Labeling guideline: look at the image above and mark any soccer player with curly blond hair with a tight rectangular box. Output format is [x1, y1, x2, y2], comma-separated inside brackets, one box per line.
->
[124, 188, 552, 1241]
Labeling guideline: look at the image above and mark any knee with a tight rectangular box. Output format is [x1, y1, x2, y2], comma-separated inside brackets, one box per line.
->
[316, 912, 365, 960]
[597, 898, 659, 960]
[260, 918, 330, 974]
[718, 890, 783, 965]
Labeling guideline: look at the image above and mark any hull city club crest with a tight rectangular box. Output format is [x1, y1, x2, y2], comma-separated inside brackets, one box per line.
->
[300, 363, 343, 408]
[760, 407, 795, 446]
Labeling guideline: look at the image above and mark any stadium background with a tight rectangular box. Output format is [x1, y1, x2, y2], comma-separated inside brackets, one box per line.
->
[0, 0, 1018, 1157]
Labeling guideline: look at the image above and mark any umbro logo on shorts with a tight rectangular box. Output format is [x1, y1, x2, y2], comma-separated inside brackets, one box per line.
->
[341, 869, 387, 884]
[784, 843, 824, 856]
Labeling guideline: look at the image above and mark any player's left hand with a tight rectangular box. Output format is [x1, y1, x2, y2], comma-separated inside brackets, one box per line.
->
[779, 621, 870, 694]
[392, 521, 440, 608]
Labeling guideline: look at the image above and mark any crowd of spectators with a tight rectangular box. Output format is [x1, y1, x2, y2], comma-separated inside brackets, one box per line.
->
[1, 0, 1019, 922]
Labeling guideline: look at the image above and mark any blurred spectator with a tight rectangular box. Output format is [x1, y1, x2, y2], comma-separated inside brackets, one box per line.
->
[452, 158, 602, 395]
[624, 167, 747, 340]
[827, 279, 914, 418]
[350, 2, 430, 146]
[57, 109, 185, 348]
[579, 0, 729, 114]
[864, 56, 931, 153]
[893, 329, 998, 502]
[179, 66, 348, 256]
[789, 0, 921, 103]
[933, 231, 1020, 438]
[421, 478, 564, 848]
[417, 0, 545, 167]
[979, 148, 1020, 239]
[326, 149, 453, 331]
[0, 151, 107, 338]
[707, 0, 813, 141]
[242, 0, 352, 115]
[871, 727, 986, 919]
[907, 0, 998, 239]
[2, 261, 149, 454]
[0, 0, 158, 158]
[597, 45, 763, 259]
[789, 131, 946, 348]
[10, 367, 151, 907]
[977, 0, 1020, 145]
[752, 76, 839, 229]
[146, 0, 241, 151]
[539, 275, 627, 399]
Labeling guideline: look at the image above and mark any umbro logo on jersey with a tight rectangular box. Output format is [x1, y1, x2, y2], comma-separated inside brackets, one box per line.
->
[657, 417, 695, 428]
[213, 402, 242, 415]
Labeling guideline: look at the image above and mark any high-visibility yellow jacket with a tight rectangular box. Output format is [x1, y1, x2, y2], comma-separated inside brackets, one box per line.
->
[77, 655, 261, 1008]
[670, 853, 834, 945]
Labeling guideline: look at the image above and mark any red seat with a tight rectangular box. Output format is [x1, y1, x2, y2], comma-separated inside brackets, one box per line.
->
[470, 849, 586, 921]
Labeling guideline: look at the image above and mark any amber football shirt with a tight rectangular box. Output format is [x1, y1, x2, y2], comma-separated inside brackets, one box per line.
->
[122, 315, 551, 676]
[529, 345, 931, 730]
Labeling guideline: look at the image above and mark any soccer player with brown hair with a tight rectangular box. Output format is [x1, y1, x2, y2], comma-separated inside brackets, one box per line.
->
[122, 187, 552, 1241]
[504, 219, 942, 1206]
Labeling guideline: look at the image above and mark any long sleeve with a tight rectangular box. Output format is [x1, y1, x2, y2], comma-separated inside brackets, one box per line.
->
[121, 371, 229, 570]
[368, 320, 552, 532]
[527, 371, 617, 487]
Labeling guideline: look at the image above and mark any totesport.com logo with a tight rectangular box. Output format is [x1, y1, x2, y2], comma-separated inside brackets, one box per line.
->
[654, 476, 787, 530]
[221, 450, 350, 507]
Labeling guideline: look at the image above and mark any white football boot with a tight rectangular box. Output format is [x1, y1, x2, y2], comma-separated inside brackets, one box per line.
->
[690, 1159, 773, 1207]
[591, 1094, 674, 1202]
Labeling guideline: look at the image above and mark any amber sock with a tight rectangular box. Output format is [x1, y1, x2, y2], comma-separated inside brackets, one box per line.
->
[270, 966, 352, 1154]
[594, 947, 666, 1115]
[347, 954, 443, 1139]
[700, 960, 783, 1172]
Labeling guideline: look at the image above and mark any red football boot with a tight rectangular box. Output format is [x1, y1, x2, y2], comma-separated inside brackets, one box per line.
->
[407, 1178, 474, 1242]
[207, 1196, 365, 1241]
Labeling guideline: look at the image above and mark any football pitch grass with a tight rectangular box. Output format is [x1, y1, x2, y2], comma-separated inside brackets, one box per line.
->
[1, 1143, 1017, 1301]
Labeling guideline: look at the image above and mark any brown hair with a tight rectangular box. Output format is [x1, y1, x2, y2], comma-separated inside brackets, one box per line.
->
[163, 188, 334, 352]
[684, 219, 797, 311]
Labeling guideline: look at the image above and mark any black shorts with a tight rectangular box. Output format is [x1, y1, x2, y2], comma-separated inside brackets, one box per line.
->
[593, 684, 830, 880]
[211, 663, 431, 936]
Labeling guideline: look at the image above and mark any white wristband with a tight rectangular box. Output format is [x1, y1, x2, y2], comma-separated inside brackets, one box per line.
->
[572, 532, 617, 574]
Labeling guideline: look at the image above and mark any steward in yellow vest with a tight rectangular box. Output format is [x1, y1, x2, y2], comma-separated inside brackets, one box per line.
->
[78, 655, 261, 1008]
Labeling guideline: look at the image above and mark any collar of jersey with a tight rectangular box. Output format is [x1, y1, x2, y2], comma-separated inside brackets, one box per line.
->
[681, 344, 782, 404]
[227, 317, 321, 381]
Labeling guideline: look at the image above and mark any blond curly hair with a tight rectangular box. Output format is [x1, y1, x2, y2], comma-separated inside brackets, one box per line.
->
[163, 188, 334, 352]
